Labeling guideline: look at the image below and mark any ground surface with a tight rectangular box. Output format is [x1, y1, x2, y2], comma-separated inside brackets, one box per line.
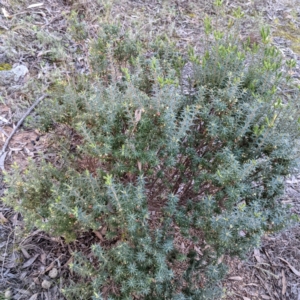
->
[0, 0, 299, 299]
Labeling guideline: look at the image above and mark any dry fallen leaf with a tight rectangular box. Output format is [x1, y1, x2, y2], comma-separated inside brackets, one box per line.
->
[93, 230, 104, 241]
[217, 254, 224, 264]
[37, 50, 52, 57]
[22, 254, 39, 269]
[27, 2, 44, 9]
[229, 276, 243, 281]
[33, 277, 40, 285]
[15, 289, 31, 296]
[244, 283, 260, 287]
[100, 226, 107, 235]
[194, 246, 203, 256]
[1, 8, 11, 18]
[0, 212, 8, 223]
[11, 213, 23, 226]
[135, 109, 142, 122]
[44, 261, 56, 273]
[0, 129, 9, 138]
[20, 271, 28, 280]
[64, 256, 73, 269]
[279, 257, 300, 276]
[0, 241, 6, 249]
[23, 147, 34, 156]
[4, 260, 19, 268]
[21, 247, 31, 259]
[282, 269, 287, 295]
[0, 116, 9, 124]
[40, 252, 47, 265]
[253, 248, 262, 263]
[9, 147, 23, 152]
[28, 294, 39, 300]
[137, 161, 142, 172]
[180, 242, 185, 251]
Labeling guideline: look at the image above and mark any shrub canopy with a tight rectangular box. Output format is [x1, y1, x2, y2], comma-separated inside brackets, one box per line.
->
[4, 25, 300, 299]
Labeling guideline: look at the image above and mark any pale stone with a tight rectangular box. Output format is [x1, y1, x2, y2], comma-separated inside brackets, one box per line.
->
[49, 267, 58, 279]
[0, 65, 28, 86]
[4, 290, 12, 299]
[41, 279, 51, 289]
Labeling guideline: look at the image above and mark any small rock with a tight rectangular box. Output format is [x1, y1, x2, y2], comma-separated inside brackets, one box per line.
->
[41, 279, 51, 289]
[12, 65, 28, 82]
[4, 290, 12, 299]
[48, 267, 58, 279]
[0, 65, 28, 86]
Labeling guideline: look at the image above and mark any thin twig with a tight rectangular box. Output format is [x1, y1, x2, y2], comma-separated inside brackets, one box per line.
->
[253, 265, 280, 279]
[0, 230, 13, 280]
[0, 94, 48, 157]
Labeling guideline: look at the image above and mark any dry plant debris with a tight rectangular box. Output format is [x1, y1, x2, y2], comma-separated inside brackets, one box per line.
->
[0, 0, 299, 299]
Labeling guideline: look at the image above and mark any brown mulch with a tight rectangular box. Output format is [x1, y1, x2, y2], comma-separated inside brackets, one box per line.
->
[0, 0, 299, 299]
[222, 171, 300, 300]
[223, 225, 300, 300]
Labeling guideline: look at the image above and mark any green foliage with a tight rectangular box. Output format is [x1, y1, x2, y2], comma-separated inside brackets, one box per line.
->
[89, 24, 185, 94]
[90, 24, 140, 79]
[67, 10, 88, 41]
[3, 23, 300, 299]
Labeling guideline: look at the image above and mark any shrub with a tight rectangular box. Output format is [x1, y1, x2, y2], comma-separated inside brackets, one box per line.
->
[90, 24, 140, 79]
[3, 24, 300, 299]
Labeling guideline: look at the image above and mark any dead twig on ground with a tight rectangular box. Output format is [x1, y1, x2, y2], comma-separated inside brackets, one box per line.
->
[0, 94, 48, 171]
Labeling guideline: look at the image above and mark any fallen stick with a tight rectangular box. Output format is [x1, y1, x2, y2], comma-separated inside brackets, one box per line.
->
[0, 94, 48, 169]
